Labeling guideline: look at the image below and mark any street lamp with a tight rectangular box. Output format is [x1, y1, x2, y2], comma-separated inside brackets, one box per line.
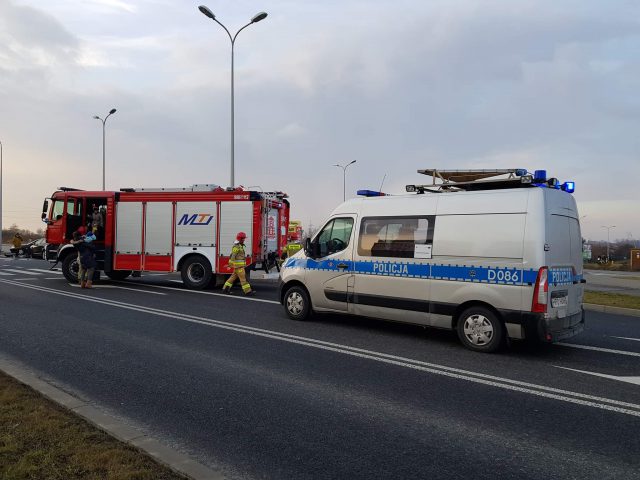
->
[333, 160, 357, 202]
[198, 5, 268, 188]
[602, 225, 616, 263]
[93, 108, 117, 190]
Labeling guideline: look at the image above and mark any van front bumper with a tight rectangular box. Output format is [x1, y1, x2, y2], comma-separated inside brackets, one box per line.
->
[522, 308, 585, 343]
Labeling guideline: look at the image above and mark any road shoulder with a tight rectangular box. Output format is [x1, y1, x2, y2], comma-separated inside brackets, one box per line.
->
[0, 356, 224, 480]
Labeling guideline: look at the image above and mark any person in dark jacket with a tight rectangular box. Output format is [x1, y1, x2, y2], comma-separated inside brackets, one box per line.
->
[71, 226, 96, 288]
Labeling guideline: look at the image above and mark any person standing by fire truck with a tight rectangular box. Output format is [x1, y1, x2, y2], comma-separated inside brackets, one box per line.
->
[222, 232, 255, 296]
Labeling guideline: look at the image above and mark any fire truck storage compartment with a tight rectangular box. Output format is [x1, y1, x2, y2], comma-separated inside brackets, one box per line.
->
[144, 202, 173, 271]
[174, 201, 217, 273]
[219, 202, 253, 260]
[266, 207, 278, 253]
[114, 201, 143, 270]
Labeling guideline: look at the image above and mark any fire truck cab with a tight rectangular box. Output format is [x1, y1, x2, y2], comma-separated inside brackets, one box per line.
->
[42, 185, 289, 289]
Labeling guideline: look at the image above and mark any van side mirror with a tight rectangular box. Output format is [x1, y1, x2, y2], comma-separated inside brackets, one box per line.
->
[304, 238, 318, 259]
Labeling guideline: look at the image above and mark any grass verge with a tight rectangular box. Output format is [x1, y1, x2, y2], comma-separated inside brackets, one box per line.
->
[0, 371, 187, 480]
[584, 291, 640, 310]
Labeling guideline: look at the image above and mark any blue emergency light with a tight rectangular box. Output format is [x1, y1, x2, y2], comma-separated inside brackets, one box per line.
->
[561, 181, 575, 193]
[515, 168, 528, 177]
[533, 170, 547, 182]
[357, 190, 386, 197]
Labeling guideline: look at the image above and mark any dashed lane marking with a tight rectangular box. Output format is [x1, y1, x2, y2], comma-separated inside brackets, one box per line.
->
[113, 280, 280, 304]
[556, 342, 640, 358]
[555, 367, 640, 386]
[67, 284, 166, 295]
[2, 268, 41, 275]
[612, 337, 640, 343]
[27, 268, 62, 274]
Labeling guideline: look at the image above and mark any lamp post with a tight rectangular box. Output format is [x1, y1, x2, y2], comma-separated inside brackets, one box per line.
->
[198, 6, 268, 188]
[93, 108, 117, 190]
[333, 160, 357, 202]
[602, 225, 616, 263]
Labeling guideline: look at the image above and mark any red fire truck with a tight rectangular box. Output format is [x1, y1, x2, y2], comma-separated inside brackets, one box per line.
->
[42, 185, 290, 289]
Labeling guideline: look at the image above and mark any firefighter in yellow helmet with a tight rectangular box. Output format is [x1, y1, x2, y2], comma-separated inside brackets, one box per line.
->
[222, 231, 255, 296]
[281, 232, 302, 265]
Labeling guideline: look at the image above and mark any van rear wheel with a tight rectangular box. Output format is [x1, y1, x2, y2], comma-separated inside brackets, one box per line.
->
[284, 286, 311, 321]
[457, 306, 504, 353]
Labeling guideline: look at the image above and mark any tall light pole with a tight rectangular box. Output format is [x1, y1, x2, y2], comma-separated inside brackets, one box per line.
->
[602, 225, 616, 263]
[198, 6, 268, 188]
[0, 140, 3, 252]
[333, 160, 357, 202]
[93, 108, 117, 190]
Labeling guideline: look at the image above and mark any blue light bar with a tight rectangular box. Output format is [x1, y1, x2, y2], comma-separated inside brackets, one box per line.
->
[561, 181, 575, 193]
[357, 189, 386, 197]
[515, 169, 527, 177]
[534, 170, 547, 182]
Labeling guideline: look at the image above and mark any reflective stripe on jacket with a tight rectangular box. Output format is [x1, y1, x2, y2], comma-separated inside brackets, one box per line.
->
[229, 243, 247, 268]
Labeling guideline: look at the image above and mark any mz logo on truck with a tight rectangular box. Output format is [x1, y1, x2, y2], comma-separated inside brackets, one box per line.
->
[178, 214, 214, 226]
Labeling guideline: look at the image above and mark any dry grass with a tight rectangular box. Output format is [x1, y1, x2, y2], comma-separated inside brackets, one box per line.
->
[584, 262, 630, 271]
[0, 371, 187, 480]
[584, 291, 640, 310]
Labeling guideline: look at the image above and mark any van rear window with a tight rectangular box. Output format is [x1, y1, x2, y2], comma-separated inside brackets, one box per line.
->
[358, 216, 434, 258]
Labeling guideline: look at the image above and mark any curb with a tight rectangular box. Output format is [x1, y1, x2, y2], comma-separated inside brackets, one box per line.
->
[584, 303, 640, 317]
[0, 357, 224, 480]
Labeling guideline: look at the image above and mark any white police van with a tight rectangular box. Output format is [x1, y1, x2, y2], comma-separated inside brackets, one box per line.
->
[279, 169, 585, 352]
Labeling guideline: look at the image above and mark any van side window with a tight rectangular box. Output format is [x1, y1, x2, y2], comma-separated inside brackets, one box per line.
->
[317, 217, 354, 257]
[358, 216, 434, 258]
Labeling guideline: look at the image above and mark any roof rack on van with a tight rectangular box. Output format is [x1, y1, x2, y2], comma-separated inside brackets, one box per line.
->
[406, 169, 535, 193]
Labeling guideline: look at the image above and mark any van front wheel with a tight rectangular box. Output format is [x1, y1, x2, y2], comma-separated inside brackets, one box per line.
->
[284, 286, 311, 321]
[457, 307, 504, 353]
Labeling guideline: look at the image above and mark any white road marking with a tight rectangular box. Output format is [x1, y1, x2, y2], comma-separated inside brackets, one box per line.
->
[12, 278, 38, 281]
[43, 277, 62, 280]
[27, 268, 61, 274]
[2, 277, 640, 418]
[67, 283, 166, 295]
[114, 281, 280, 304]
[612, 336, 640, 343]
[2, 268, 41, 275]
[556, 342, 640, 358]
[0, 271, 15, 276]
[555, 367, 640, 386]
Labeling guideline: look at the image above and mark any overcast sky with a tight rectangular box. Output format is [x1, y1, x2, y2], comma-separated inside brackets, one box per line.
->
[1, 0, 639, 241]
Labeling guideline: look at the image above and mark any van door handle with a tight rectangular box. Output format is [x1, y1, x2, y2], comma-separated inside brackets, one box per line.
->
[580, 279, 586, 284]
[337, 263, 349, 270]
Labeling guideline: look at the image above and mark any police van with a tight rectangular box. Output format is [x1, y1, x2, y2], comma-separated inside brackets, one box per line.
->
[279, 169, 585, 352]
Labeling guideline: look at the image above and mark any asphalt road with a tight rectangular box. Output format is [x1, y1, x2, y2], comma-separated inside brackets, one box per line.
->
[584, 269, 640, 296]
[1, 257, 639, 480]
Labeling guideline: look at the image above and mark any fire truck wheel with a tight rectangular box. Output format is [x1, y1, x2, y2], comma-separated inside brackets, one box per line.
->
[181, 256, 213, 290]
[105, 270, 131, 281]
[61, 254, 80, 283]
[284, 286, 311, 321]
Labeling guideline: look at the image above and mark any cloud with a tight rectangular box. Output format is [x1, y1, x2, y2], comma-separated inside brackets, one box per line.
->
[0, 0, 639, 242]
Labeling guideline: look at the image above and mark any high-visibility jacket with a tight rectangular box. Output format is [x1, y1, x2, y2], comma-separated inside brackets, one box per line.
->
[12, 236, 22, 249]
[282, 242, 302, 259]
[229, 242, 247, 269]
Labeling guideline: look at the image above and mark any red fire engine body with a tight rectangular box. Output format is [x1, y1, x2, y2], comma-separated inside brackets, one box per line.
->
[42, 185, 290, 289]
